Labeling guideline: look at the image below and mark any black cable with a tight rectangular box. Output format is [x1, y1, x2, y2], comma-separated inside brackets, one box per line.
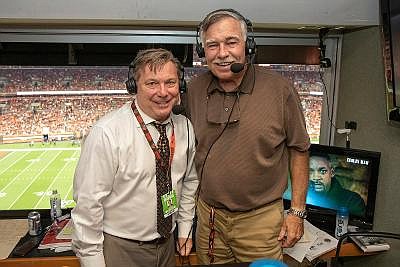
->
[318, 69, 338, 143]
[185, 117, 190, 176]
[177, 226, 193, 266]
[176, 117, 193, 261]
[197, 63, 256, 201]
[186, 90, 240, 265]
[198, 94, 238, 190]
[183, 64, 256, 265]
[333, 231, 400, 267]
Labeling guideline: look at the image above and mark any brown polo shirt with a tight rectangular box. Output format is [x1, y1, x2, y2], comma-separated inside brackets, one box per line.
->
[187, 65, 310, 211]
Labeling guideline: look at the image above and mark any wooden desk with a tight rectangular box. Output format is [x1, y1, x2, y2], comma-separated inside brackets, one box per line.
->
[320, 242, 368, 260]
[0, 256, 79, 267]
[0, 253, 199, 267]
[0, 243, 367, 267]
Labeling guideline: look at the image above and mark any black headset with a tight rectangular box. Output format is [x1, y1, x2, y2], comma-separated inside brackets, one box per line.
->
[195, 8, 256, 58]
[125, 62, 187, 95]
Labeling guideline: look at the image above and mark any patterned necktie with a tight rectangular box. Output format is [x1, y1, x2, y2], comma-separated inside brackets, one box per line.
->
[152, 122, 172, 238]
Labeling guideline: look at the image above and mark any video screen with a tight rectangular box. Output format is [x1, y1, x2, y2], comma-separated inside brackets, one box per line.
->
[284, 145, 380, 219]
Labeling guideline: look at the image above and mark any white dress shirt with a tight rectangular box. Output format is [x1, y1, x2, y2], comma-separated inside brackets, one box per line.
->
[71, 100, 198, 267]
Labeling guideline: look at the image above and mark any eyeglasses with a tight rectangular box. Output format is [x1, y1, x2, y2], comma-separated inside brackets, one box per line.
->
[207, 206, 215, 264]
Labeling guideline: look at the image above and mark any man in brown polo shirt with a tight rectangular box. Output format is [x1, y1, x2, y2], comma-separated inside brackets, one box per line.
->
[186, 9, 310, 264]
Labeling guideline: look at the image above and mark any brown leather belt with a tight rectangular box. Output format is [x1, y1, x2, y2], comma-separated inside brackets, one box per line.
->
[107, 232, 170, 245]
[130, 236, 170, 245]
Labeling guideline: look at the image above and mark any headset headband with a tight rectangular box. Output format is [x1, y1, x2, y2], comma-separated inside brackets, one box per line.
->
[195, 9, 256, 58]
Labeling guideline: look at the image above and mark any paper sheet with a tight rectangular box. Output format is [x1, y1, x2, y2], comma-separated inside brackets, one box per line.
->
[305, 221, 338, 261]
[0, 219, 28, 259]
[283, 220, 318, 262]
[283, 219, 338, 263]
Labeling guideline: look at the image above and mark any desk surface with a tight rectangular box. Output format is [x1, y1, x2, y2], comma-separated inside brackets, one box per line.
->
[0, 242, 368, 267]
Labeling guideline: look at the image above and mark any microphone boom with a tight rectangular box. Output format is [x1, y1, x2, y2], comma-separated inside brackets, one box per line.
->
[230, 63, 245, 73]
[172, 105, 185, 115]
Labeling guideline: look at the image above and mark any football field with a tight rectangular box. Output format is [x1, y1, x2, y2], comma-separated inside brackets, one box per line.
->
[0, 142, 80, 210]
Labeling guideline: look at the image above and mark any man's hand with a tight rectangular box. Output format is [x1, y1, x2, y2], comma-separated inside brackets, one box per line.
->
[176, 237, 193, 256]
[278, 214, 304, 248]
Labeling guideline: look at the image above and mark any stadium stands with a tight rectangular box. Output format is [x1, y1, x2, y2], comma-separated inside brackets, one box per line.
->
[0, 65, 322, 141]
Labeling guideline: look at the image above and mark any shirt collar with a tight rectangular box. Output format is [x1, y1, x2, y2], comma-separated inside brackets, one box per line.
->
[133, 98, 172, 128]
[207, 65, 255, 95]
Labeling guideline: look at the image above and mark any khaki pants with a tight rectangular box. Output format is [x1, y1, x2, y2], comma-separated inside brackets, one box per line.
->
[103, 233, 175, 267]
[196, 198, 284, 265]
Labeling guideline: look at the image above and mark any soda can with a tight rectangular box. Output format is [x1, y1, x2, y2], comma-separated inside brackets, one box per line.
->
[28, 211, 42, 236]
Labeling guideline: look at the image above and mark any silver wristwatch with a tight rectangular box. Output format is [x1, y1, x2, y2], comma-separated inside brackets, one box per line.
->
[287, 207, 307, 219]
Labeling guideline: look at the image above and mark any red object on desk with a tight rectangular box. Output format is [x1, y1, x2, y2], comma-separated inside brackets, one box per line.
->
[38, 219, 71, 250]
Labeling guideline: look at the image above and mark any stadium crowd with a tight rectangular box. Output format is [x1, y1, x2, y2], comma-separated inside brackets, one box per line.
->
[0, 66, 127, 93]
[0, 65, 323, 139]
[0, 95, 130, 136]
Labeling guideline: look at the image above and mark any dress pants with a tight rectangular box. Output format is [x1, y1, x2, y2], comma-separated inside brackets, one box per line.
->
[103, 232, 175, 267]
[196, 197, 284, 264]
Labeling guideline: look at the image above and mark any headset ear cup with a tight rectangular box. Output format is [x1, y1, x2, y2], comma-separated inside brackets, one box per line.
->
[180, 79, 187, 93]
[195, 25, 205, 58]
[244, 17, 256, 56]
[196, 43, 205, 58]
[126, 62, 137, 94]
[179, 65, 187, 93]
[246, 37, 256, 56]
[125, 78, 137, 95]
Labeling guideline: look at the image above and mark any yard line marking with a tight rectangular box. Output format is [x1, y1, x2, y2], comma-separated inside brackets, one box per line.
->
[63, 150, 80, 203]
[7, 151, 62, 209]
[0, 151, 30, 177]
[0, 150, 16, 161]
[0, 151, 45, 192]
[0, 148, 80, 152]
[34, 150, 79, 209]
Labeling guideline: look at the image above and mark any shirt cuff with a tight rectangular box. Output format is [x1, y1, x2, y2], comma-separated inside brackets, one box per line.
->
[177, 221, 193, 239]
[78, 252, 106, 267]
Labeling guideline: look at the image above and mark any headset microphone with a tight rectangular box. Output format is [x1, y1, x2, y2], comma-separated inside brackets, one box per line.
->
[172, 84, 187, 115]
[172, 105, 185, 115]
[230, 63, 246, 73]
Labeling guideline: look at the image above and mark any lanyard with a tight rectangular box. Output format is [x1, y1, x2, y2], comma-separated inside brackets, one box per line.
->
[131, 101, 175, 166]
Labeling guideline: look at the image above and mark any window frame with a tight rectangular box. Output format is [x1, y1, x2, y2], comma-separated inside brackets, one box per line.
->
[0, 27, 342, 145]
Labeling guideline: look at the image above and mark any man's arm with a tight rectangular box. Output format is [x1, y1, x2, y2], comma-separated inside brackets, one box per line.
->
[71, 126, 116, 267]
[176, 121, 199, 256]
[278, 148, 309, 248]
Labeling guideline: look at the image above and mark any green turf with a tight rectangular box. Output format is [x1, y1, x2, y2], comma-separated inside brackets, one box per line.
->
[0, 141, 80, 210]
[0, 137, 320, 212]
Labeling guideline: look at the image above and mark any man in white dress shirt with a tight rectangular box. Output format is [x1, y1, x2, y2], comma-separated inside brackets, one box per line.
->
[72, 48, 198, 267]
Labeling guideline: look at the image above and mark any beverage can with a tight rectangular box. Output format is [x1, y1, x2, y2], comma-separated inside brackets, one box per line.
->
[28, 211, 42, 236]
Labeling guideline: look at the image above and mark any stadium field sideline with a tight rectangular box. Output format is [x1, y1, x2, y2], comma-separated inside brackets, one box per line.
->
[0, 142, 80, 210]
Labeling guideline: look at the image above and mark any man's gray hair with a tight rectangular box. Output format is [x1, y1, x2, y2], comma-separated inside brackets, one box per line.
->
[199, 9, 248, 44]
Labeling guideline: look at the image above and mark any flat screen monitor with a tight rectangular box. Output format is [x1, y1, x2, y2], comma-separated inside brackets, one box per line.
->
[283, 144, 381, 233]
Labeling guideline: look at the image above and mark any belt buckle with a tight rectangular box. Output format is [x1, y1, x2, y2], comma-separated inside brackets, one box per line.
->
[156, 235, 169, 244]
[155, 237, 165, 244]
[137, 235, 169, 245]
